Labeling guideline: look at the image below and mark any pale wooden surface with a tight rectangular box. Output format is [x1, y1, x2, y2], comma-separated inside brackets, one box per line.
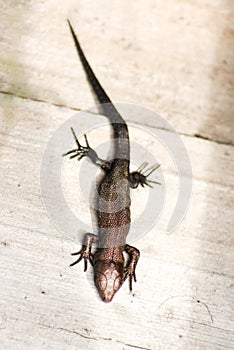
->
[0, 1, 234, 350]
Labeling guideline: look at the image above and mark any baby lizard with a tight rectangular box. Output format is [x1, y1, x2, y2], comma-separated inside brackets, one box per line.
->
[64, 20, 159, 302]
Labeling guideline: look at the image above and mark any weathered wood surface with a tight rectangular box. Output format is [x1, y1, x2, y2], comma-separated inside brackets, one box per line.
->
[1, 0, 233, 144]
[0, 1, 234, 350]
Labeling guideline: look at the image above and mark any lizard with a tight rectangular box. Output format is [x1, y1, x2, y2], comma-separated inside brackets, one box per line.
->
[64, 20, 160, 302]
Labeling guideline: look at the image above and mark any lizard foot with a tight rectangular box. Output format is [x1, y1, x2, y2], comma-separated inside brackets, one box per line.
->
[129, 162, 161, 188]
[124, 244, 140, 291]
[70, 233, 97, 271]
[63, 127, 98, 163]
[70, 246, 94, 271]
[124, 267, 137, 292]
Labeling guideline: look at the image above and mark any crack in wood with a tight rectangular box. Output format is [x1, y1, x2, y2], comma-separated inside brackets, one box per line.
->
[38, 323, 151, 349]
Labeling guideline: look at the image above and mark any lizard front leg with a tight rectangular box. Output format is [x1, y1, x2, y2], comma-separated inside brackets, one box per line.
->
[124, 244, 140, 291]
[70, 233, 98, 271]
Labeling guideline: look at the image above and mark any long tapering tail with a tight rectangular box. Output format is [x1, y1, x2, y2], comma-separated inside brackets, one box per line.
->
[67, 20, 129, 157]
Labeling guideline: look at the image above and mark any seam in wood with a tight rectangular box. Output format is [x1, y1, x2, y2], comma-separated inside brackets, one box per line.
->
[1, 90, 233, 147]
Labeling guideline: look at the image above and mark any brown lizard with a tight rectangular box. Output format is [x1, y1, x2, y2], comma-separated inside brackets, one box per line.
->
[64, 20, 159, 302]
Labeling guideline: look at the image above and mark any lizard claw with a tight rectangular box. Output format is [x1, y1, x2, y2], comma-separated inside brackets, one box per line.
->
[63, 128, 99, 164]
[129, 162, 161, 188]
[63, 128, 90, 160]
[70, 248, 94, 271]
[124, 268, 137, 292]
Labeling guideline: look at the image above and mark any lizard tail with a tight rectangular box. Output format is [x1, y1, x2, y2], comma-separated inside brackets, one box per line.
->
[67, 20, 129, 151]
[67, 20, 128, 130]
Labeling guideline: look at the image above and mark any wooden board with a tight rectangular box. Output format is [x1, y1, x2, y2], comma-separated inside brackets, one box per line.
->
[0, 1, 233, 350]
[0, 0, 233, 144]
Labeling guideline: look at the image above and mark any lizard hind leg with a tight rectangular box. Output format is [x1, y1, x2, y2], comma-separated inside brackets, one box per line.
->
[63, 127, 98, 162]
[63, 128, 111, 170]
[129, 162, 161, 188]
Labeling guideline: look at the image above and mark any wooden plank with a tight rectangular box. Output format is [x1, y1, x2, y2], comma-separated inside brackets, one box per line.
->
[0, 0, 233, 144]
[0, 94, 233, 350]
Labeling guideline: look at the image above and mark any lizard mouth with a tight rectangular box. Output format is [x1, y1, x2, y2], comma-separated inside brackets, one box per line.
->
[102, 291, 115, 303]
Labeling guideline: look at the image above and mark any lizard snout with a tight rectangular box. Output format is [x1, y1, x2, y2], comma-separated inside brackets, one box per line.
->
[94, 260, 124, 302]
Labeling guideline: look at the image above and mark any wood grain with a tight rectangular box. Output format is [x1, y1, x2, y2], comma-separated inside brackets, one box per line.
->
[0, 1, 233, 350]
[0, 0, 233, 144]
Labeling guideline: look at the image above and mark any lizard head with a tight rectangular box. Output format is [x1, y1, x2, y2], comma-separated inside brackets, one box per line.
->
[94, 260, 124, 302]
